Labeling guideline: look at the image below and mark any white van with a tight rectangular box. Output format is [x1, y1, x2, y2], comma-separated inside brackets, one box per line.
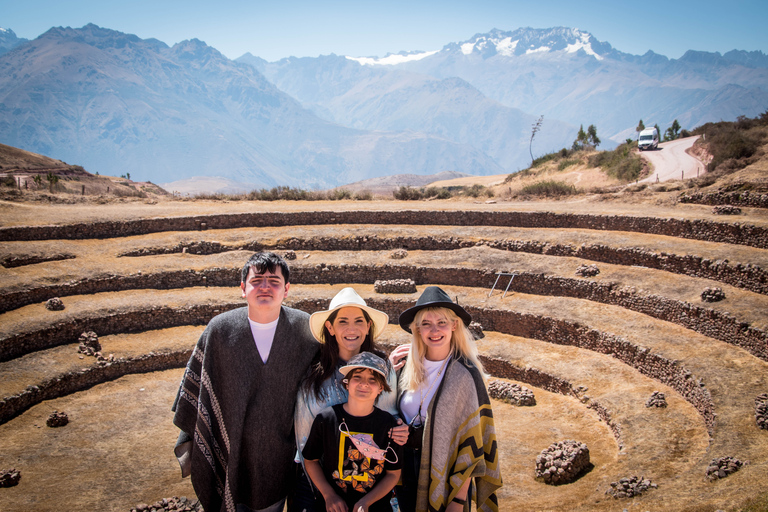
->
[638, 127, 659, 151]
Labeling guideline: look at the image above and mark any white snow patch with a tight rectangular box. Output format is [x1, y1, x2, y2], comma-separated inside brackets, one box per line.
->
[346, 50, 438, 66]
[565, 32, 604, 60]
[461, 42, 476, 55]
[526, 46, 550, 54]
[495, 37, 518, 56]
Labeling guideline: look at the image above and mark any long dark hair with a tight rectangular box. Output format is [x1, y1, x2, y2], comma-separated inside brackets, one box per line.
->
[301, 307, 385, 400]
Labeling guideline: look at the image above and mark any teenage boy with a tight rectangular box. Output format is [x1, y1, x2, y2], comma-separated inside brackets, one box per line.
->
[302, 352, 403, 512]
[173, 252, 319, 512]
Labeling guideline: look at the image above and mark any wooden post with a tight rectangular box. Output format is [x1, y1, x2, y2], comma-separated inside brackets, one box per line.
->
[82, 185, 85, 195]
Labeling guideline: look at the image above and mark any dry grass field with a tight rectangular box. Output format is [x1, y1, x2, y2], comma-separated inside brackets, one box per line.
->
[2, 151, 768, 511]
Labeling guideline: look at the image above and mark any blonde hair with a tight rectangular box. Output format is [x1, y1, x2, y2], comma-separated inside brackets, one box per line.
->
[399, 307, 487, 392]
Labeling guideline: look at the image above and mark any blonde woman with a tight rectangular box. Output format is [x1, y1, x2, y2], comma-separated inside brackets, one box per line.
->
[394, 286, 501, 512]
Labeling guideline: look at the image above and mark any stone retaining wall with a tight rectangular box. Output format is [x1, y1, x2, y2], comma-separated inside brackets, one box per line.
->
[3, 265, 765, 362]
[679, 191, 768, 209]
[0, 350, 190, 424]
[118, 236, 768, 296]
[2, 210, 767, 249]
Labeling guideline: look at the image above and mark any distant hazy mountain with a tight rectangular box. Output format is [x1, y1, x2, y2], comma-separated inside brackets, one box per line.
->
[0, 28, 28, 56]
[0, 24, 502, 189]
[241, 53, 577, 171]
[246, 27, 768, 146]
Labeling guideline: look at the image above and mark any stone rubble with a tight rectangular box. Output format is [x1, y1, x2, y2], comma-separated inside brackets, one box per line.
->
[77, 331, 102, 356]
[468, 321, 485, 339]
[712, 205, 742, 215]
[535, 440, 590, 485]
[46, 410, 69, 427]
[487, 379, 536, 406]
[45, 297, 65, 311]
[606, 475, 658, 498]
[701, 287, 726, 302]
[0, 467, 21, 487]
[645, 391, 668, 408]
[373, 279, 417, 294]
[130, 496, 203, 512]
[283, 249, 297, 260]
[706, 456, 748, 481]
[575, 264, 600, 277]
[389, 248, 408, 259]
[755, 393, 768, 430]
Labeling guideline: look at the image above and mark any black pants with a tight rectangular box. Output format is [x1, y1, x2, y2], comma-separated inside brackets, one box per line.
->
[394, 447, 420, 512]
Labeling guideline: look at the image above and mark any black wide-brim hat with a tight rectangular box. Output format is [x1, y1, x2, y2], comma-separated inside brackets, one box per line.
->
[398, 286, 472, 333]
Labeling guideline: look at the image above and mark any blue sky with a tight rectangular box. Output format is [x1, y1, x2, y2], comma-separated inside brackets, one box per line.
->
[2, 0, 767, 62]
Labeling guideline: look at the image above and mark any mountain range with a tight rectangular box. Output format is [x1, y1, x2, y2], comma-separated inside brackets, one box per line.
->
[0, 24, 766, 191]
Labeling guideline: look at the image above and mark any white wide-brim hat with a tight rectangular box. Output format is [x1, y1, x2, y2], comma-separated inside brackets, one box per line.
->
[309, 287, 389, 342]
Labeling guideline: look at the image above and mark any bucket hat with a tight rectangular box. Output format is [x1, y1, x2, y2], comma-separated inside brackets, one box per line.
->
[398, 286, 472, 333]
[309, 287, 389, 342]
[338, 351, 389, 380]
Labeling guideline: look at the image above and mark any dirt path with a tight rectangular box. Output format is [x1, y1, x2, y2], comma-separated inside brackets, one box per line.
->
[639, 135, 705, 183]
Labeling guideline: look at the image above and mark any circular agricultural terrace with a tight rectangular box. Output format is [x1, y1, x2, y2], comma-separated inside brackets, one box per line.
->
[1, 204, 767, 511]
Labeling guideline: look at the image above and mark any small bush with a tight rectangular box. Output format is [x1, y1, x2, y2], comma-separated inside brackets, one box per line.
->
[521, 180, 578, 197]
[589, 143, 644, 182]
[393, 186, 423, 200]
[558, 159, 579, 171]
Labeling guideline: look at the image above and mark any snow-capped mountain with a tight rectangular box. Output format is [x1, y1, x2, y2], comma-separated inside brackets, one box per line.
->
[0, 27, 28, 56]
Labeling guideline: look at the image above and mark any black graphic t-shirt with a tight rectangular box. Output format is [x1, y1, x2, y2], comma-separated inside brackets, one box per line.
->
[303, 403, 403, 512]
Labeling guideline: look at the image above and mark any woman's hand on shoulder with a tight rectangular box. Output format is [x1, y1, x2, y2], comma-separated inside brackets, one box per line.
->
[389, 343, 411, 371]
[389, 418, 409, 446]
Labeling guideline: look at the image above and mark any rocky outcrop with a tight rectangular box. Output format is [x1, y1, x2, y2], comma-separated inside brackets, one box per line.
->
[535, 440, 591, 484]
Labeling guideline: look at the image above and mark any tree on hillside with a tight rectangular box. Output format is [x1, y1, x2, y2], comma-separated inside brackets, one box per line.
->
[654, 123, 661, 141]
[572, 125, 588, 150]
[529, 115, 544, 166]
[635, 119, 645, 140]
[664, 119, 682, 141]
[587, 124, 601, 147]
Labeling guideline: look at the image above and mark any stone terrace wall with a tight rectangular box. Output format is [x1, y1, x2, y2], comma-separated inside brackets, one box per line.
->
[3, 265, 766, 362]
[118, 236, 768, 296]
[0, 351, 189, 424]
[680, 191, 768, 209]
[2, 210, 767, 249]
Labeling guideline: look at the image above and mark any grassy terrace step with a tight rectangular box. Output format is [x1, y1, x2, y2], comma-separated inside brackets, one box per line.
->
[2, 209, 768, 248]
[3, 257, 767, 361]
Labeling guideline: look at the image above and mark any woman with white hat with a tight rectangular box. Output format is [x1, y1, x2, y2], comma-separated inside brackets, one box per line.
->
[395, 286, 502, 512]
[290, 287, 407, 512]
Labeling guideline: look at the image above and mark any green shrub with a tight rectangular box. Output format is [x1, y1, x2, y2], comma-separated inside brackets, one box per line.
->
[589, 142, 644, 182]
[557, 159, 579, 171]
[521, 180, 578, 197]
[393, 186, 424, 200]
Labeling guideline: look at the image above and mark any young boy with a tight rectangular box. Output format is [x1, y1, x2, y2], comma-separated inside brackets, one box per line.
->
[302, 352, 403, 512]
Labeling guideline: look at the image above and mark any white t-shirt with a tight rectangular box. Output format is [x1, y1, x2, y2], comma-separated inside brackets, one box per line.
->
[400, 356, 451, 425]
[248, 317, 279, 363]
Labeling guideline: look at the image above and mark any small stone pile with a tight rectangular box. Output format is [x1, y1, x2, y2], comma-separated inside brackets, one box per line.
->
[706, 457, 747, 481]
[46, 410, 69, 427]
[575, 264, 600, 277]
[605, 475, 657, 498]
[45, 297, 65, 311]
[535, 440, 590, 485]
[712, 205, 741, 215]
[77, 331, 101, 356]
[130, 496, 203, 512]
[0, 468, 21, 487]
[755, 393, 768, 430]
[487, 380, 536, 406]
[701, 287, 726, 302]
[645, 391, 668, 408]
[468, 321, 485, 339]
[390, 249, 408, 259]
[374, 279, 417, 294]
[283, 250, 297, 260]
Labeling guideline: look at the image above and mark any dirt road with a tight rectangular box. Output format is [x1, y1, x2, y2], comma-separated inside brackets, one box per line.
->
[639, 135, 705, 183]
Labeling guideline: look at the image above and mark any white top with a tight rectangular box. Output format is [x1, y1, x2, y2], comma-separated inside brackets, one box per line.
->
[248, 317, 279, 363]
[399, 356, 451, 425]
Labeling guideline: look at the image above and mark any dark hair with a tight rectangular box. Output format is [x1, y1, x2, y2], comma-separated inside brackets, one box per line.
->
[343, 368, 392, 398]
[301, 308, 386, 400]
[241, 252, 290, 284]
